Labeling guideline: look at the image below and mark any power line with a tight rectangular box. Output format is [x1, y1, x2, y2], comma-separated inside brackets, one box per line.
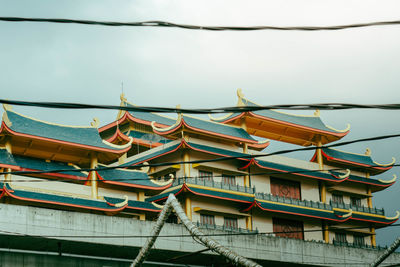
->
[0, 224, 398, 239]
[2, 99, 400, 113]
[1, 17, 400, 32]
[1, 132, 399, 178]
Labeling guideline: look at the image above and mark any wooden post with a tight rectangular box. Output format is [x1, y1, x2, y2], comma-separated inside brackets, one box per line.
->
[90, 153, 98, 199]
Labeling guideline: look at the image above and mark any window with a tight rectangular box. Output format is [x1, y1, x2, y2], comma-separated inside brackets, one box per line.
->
[224, 217, 238, 229]
[199, 170, 213, 181]
[350, 196, 362, 207]
[222, 174, 236, 186]
[335, 232, 347, 243]
[332, 194, 344, 204]
[270, 177, 301, 200]
[353, 234, 365, 246]
[273, 218, 304, 240]
[200, 214, 215, 225]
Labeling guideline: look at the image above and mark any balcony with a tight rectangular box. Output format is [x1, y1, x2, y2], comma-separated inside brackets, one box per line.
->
[172, 177, 256, 194]
[330, 201, 385, 215]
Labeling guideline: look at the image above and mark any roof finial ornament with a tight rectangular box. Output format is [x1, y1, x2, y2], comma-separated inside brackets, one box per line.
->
[176, 104, 181, 114]
[120, 92, 127, 103]
[236, 88, 245, 107]
[2, 104, 12, 111]
[91, 117, 100, 128]
[314, 109, 320, 117]
[365, 148, 371, 156]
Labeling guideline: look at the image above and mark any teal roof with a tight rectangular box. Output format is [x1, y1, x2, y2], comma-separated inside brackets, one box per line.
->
[187, 141, 251, 160]
[2, 183, 125, 212]
[122, 142, 181, 167]
[127, 130, 171, 144]
[97, 168, 171, 189]
[125, 103, 176, 126]
[252, 159, 345, 182]
[0, 149, 87, 179]
[321, 148, 375, 165]
[254, 199, 350, 222]
[104, 196, 161, 212]
[181, 115, 256, 142]
[3, 110, 125, 151]
[145, 187, 183, 203]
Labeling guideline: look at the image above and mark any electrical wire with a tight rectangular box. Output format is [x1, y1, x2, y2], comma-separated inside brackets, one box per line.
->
[1, 17, 400, 32]
[1, 132, 399, 178]
[2, 99, 400, 113]
[0, 224, 398, 239]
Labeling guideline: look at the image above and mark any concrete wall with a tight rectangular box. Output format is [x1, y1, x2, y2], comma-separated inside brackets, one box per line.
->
[0, 203, 398, 266]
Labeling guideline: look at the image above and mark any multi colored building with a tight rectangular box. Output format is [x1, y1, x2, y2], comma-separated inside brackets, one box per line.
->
[0, 90, 398, 255]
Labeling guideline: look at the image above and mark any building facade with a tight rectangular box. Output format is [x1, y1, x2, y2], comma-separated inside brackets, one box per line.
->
[0, 90, 398, 259]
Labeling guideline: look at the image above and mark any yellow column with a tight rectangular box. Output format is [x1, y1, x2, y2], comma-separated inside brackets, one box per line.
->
[185, 197, 192, 221]
[90, 154, 98, 199]
[183, 150, 190, 180]
[316, 138, 326, 203]
[118, 153, 127, 164]
[4, 139, 12, 182]
[244, 174, 250, 187]
[240, 117, 247, 131]
[137, 191, 146, 220]
[367, 187, 372, 208]
[246, 216, 252, 231]
[323, 223, 329, 243]
[371, 227, 376, 247]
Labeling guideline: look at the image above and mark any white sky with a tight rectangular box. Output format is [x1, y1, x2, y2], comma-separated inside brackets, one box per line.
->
[1, 0, 400, 247]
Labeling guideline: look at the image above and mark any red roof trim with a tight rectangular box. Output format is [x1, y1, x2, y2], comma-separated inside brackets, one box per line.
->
[96, 172, 172, 190]
[19, 167, 88, 181]
[105, 127, 132, 143]
[1, 122, 131, 154]
[248, 112, 350, 138]
[3, 185, 127, 212]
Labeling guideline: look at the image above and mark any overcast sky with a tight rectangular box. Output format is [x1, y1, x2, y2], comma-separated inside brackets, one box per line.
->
[1, 0, 400, 248]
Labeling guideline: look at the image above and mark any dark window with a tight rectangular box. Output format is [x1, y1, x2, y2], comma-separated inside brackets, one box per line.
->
[273, 218, 304, 240]
[200, 214, 215, 225]
[222, 174, 236, 186]
[199, 170, 213, 181]
[335, 232, 347, 243]
[270, 177, 301, 200]
[224, 217, 238, 229]
[157, 171, 176, 181]
[353, 234, 365, 246]
[350, 196, 362, 207]
[332, 194, 344, 204]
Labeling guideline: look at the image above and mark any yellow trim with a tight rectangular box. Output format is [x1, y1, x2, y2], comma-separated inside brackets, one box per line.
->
[373, 157, 396, 167]
[102, 137, 133, 149]
[378, 174, 397, 184]
[208, 112, 235, 122]
[338, 169, 351, 179]
[187, 183, 254, 197]
[257, 198, 334, 213]
[90, 117, 100, 128]
[151, 201, 164, 209]
[122, 97, 176, 121]
[385, 211, 400, 220]
[114, 195, 129, 207]
[151, 113, 182, 133]
[325, 123, 351, 133]
[150, 173, 174, 186]
[332, 207, 395, 219]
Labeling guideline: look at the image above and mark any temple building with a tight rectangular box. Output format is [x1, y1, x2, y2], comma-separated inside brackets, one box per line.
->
[0, 90, 398, 263]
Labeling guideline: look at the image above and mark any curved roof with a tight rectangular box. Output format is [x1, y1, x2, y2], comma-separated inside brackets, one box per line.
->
[152, 114, 259, 144]
[104, 196, 161, 212]
[311, 147, 395, 175]
[96, 168, 172, 190]
[1, 183, 127, 212]
[209, 90, 350, 146]
[1, 108, 131, 153]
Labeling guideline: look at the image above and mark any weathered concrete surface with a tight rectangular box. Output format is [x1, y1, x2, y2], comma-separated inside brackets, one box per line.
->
[0, 203, 399, 267]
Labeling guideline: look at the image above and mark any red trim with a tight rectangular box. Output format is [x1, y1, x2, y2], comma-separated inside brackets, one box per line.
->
[184, 184, 253, 204]
[213, 113, 245, 124]
[19, 167, 87, 181]
[248, 112, 350, 138]
[151, 186, 186, 202]
[1, 122, 131, 154]
[126, 112, 171, 128]
[96, 172, 172, 190]
[350, 217, 399, 225]
[241, 200, 257, 212]
[105, 127, 132, 143]
[254, 201, 351, 222]
[4, 186, 127, 212]
[248, 141, 270, 150]
[182, 140, 251, 161]
[99, 112, 128, 132]
[0, 164, 20, 170]
[153, 117, 258, 144]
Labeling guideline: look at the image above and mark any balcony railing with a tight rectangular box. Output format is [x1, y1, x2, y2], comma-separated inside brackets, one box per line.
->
[196, 222, 258, 234]
[255, 192, 333, 210]
[173, 177, 256, 194]
[255, 192, 385, 216]
[333, 239, 384, 250]
[330, 201, 385, 215]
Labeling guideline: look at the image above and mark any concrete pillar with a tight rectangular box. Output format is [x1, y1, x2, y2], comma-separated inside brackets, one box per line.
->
[185, 197, 192, 221]
[183, 150, 190, 180]
[90, 154, 98, 199]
